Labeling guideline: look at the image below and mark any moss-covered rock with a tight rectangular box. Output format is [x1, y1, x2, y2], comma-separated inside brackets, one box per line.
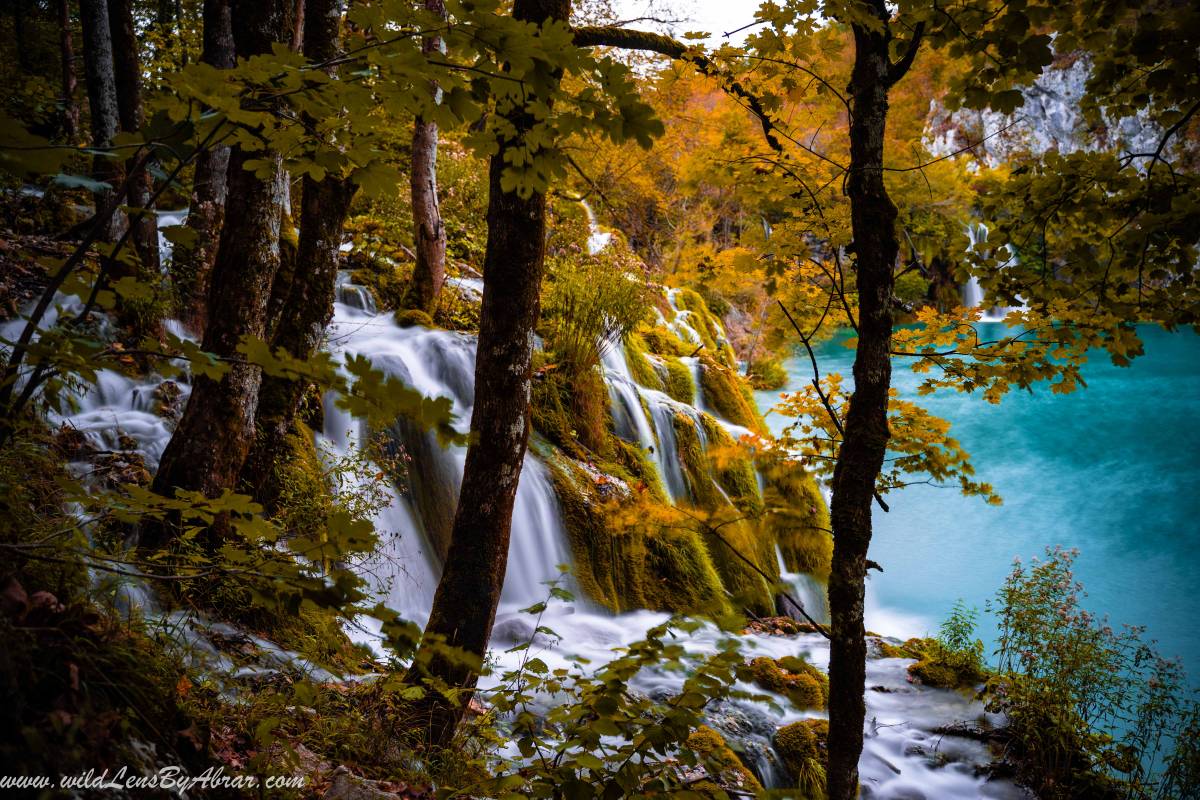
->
[350, 256, 413, 312]
[904, 638, 988, 689]
[747, 356, 789, 391]
[624, 332, 665, 390]
[746, 656, 829, 710]
[761, 461, 832, 580]
[774, 718, 829, 797]
[662, 357, 696, 404]
[686, 725, 764, 796]
[699, 415, 762, 515]
[543, 455, 728, 615]
[396, 308, 434, 328]
[699, 353, 767, 433]
[641, 325, 691, 357]
[269, 421, 332, 540]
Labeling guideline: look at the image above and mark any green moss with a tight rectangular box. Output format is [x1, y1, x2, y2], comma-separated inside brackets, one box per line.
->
[699, 415, 762, 515]
[746, 656, 828, 709]
[747, 356, 789, 391]
[672, 412, 722, 509]
[761, 460, 831, 580]
[698, 354, 767, 433]
[774, 718, 829, 797]
[662, 357, 695, 404]
[350, 257, 412, 312]
[271, 421, 333, 540]
[544, 456, 727, 615]
[874, 637, 927, 660]
[396, 308, 434, 328]
[624, 332, 664, 390]
[905, 638, 988, 689]
[609, 438, 667, 503]
[686, 725, 764, 796]
[641, 325, 691, 357]
[673, 413, 776, 615]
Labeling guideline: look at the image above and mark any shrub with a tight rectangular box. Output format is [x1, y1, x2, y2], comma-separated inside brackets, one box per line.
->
[543, 252, 648, 378]
[906, 599, 987, 689]
[985, 547, 1200, 799]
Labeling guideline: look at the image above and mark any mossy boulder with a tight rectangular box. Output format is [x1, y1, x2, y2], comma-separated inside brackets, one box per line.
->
[774, 718, 829, 797]
[396, 308, 434, 328]
[699, 353, 767, 433]
[686, 725, 764, 796]
[351, 257, 412, 312]
[747, 356, 789, 391]
[746, 656, 829, 709]
[641, 325, 691, 357]
[529, 356, 610, 458]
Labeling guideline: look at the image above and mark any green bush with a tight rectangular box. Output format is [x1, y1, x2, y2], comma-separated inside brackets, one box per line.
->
[985, 547, 1200, 799]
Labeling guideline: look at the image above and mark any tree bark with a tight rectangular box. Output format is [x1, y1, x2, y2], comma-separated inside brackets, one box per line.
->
[146, 0, 293, 547]
[58, 0, 79, 141]
[239, 0, 357, 507]
[78, 0, 125, 241]
[109, 0, 160, 276]
[407, 0, 447, 314]
[178, 0, 235, 334]
[404, 0, 570, 748]
[825, 4, 915, 799]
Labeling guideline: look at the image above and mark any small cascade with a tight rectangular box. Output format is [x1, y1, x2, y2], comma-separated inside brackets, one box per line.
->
[776, 546, 830, 624]
[580, 199, 612, 255]
[321, 283, 577, 623]
[335, 270, 378, 314]
[664, 288, 704, 346]
[963, 223, 1025, 323]
[680, 355, 705, 410]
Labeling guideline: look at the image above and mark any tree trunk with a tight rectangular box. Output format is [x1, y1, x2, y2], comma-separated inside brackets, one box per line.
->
[239, 0, 357, 507]
[109, 0, 160, 277]
[407, 0, 447, 314]
[58, 0, 79, 141]
[825, 4, 909, 799]
[78, 0, 125, 241]
[404, 0, 570, 748]
[178, 0, 235, 335]
[146, 0, 293, 547]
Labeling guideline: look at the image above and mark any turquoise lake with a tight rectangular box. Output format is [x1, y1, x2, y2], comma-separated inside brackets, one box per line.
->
[757, 325, 1200, 677]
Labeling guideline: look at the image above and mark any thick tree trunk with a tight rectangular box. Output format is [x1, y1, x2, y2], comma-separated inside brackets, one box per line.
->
[240, 0, 357, 506]
[146, 0, 293, 547]
[407, 0, 447, 314]
[78, 0, 125, 241]
[825, 4, 909, 799]
[404, 0, 570, 748]
[109, 0, 160, 276]
[58, 0, 79, 141]
[178, 0, 235, 334]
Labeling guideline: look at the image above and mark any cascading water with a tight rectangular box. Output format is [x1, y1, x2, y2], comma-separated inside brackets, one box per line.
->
[2, 197, 1028, 796]
[963, 222, 1026, 323]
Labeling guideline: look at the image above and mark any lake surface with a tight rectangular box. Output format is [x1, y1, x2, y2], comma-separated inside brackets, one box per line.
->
[757, 324, 1200, 677]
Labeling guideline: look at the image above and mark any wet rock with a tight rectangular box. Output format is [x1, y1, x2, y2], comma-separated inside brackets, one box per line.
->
[94, 451, 153, 487]
[152, 380, 184, 421]
[323, 766, 402, 800]
[52, 424, 97, 460]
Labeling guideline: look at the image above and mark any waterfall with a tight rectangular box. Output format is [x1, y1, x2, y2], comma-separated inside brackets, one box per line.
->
[580, 199, 612, 255]
[321, 282, 577, 623]
[963, 222, 1026, 323]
